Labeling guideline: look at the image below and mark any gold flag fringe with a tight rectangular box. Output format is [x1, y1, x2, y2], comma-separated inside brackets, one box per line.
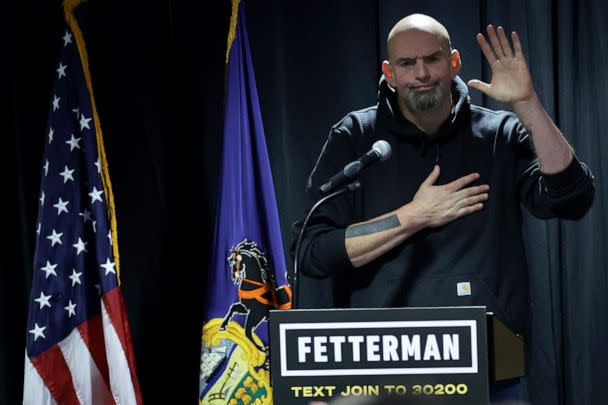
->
[226, 0, 241, 65]
[63, 0, 122, 283]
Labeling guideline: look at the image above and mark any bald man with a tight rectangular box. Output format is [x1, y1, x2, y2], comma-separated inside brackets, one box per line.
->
[295, 14, 594, 402]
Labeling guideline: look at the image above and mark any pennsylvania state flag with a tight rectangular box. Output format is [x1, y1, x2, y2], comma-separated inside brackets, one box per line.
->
[199, 1, 292, 404]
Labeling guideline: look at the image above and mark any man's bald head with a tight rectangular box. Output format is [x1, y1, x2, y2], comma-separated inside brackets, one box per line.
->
[387, 14, 452, 60]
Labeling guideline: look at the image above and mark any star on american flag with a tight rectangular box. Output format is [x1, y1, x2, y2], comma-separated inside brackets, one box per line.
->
[23, 9, 142, 403]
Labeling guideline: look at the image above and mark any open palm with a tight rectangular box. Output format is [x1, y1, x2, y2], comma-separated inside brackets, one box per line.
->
[468, 25, 535, 105]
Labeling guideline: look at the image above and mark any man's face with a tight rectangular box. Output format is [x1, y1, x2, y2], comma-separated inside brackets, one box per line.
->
[386, 29, 455, 113]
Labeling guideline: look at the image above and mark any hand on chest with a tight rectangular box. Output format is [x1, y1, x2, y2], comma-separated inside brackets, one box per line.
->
[360, 134, 494, 216]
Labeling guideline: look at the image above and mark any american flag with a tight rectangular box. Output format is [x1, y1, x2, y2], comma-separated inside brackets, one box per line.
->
[23, 1, 142, 404]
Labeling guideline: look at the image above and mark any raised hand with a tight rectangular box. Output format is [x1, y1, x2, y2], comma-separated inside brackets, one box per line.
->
[467, 25, 535, 105]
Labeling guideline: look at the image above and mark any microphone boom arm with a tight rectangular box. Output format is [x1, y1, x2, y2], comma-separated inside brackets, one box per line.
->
[291, 180, 361, 309]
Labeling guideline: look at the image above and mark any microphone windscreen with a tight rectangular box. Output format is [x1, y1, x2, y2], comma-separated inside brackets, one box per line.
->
[372, 140, 392, 161]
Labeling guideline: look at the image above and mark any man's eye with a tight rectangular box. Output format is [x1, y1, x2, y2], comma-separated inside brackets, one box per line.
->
[400, 60, 415, 67]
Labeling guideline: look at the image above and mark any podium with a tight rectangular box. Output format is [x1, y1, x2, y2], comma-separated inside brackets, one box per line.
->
[269, 306, 523, 405]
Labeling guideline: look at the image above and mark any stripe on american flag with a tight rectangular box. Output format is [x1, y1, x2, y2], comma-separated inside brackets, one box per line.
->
[30, 346, 80, 405]
[102, 289, 142, 404]
[60, 327, 115, 404]
[22, 0, 142, 403]
[23, 355, 57, 405]
[76, 313, 112, 394]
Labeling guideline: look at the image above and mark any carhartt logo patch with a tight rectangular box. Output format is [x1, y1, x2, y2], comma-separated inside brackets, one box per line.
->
[457, 282, 471, 296]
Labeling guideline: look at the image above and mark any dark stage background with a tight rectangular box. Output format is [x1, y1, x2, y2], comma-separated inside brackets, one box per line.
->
[3, 0, 607, 404]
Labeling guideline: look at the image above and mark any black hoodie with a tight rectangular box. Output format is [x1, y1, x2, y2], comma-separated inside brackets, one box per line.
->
[297, 76, 595, 334]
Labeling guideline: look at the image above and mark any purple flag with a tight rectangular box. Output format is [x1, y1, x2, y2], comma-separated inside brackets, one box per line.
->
[199, 1, 291, 403]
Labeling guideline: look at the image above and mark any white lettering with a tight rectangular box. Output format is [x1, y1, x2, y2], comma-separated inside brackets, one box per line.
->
[313, 336, 328, 362]
[423, 335, 441, 361]
[401, 335, 421, 361]
[348, 336, 365, 362]
[329, 336, 346, 362]
[443, 334, 460, 360]
[382, 335, 399, 361]
[366, 335, 381, 361]
[298, 332, 462, 364]
[298, 336, 312, 363]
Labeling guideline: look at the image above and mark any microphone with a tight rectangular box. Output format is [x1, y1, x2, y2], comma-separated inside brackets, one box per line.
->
[319, 140, 391, 195]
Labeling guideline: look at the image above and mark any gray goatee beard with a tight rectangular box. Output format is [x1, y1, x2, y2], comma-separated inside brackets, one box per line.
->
[406, 84, 444, 111]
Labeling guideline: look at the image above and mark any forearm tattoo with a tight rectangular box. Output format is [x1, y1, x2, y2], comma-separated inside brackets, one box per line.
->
[345, 215, 401, 238]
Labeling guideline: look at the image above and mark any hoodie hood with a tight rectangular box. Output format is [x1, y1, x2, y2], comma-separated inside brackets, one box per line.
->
[377, 75, 472, 143]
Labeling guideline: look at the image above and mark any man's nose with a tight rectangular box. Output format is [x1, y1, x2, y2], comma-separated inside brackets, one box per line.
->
[414, 60, 430, 81]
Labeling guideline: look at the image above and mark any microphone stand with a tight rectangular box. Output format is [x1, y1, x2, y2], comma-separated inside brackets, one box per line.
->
[291, 180, 361, 309]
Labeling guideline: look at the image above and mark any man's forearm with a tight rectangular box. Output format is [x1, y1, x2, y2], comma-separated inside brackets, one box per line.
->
[345, 204, 425, 268]
[345, 167, 489, 268]
[512, 92, 574, 174]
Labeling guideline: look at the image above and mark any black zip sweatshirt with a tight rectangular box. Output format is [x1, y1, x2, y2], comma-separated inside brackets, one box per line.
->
[296, 76, 595, 334]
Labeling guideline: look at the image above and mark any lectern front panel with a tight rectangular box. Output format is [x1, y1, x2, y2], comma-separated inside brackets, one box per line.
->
[269, 307, 489, 404]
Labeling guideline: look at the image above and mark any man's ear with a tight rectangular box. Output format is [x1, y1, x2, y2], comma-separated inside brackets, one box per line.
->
[382, 61, 395, 86]
[450, 49, 462, 77]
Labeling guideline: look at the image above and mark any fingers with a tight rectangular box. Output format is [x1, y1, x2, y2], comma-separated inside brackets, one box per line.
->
[458, 192, 490, 208]
[477, 25, 518, 62]
[512, 31, 524, 59]
[422, 165, 440, 186]
[457, 203, 485, 217]
[445, 172, 480, 191]
[455, 186, 490, 217]
[475, 32, 497, 65]
[496, 26, 514, 58]
[486, 25, 505, 59]
[456, 184, 490, 199]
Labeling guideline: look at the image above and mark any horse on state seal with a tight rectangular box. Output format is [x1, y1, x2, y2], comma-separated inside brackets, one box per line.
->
[219, 239, 291, 352]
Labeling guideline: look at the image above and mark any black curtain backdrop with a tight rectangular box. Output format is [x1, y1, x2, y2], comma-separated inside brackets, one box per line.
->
[4, 0, 607, 404]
